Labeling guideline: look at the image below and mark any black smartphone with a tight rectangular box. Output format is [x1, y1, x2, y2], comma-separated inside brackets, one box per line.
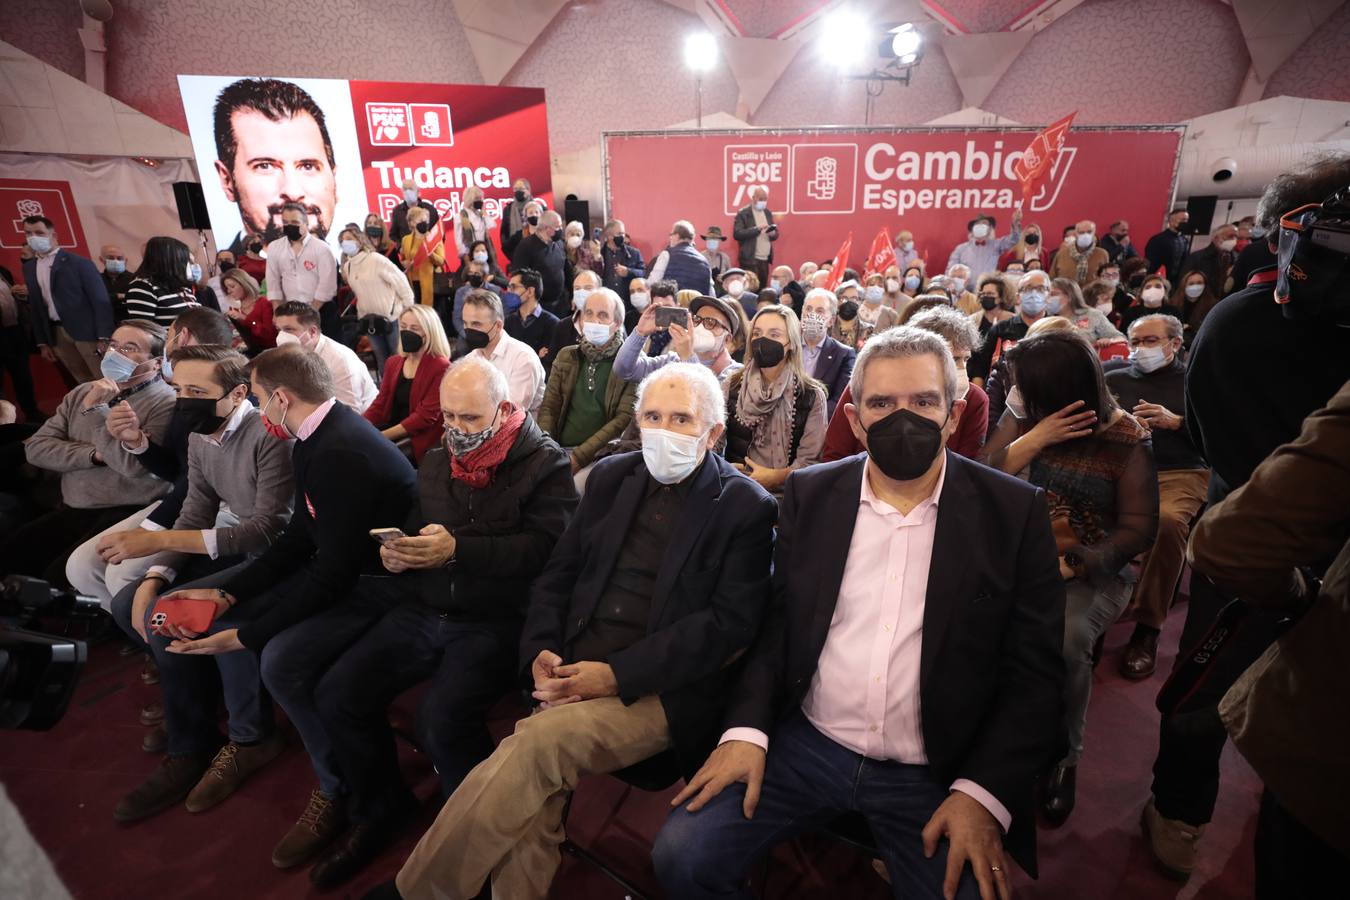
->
[653, 306, 689, 330]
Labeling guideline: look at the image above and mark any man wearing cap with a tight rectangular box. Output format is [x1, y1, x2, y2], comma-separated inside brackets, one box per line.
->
[719, 268, 757, 319]
[700, 227, 733, 281]
[646, 220, 714, 296]
[732, 186, 779, 286]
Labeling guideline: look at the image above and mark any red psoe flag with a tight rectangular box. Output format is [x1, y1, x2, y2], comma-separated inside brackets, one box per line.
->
[412, 217, 446, 269]
[823, 232, 853, 293]
[1012, 111, 1077, 207]
[864, 227, 896, 277]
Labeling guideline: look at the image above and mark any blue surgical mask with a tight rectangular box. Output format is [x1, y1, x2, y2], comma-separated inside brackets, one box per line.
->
[188, 263, 201, 282]
[341, 240, 360, 256]
[503, 290, 522, 313]
[1129, 346, 1169, 373]
[706, 238, 720, 250]
[1020, 290, 1048, 316]
[755, 200, 767, 211]
[572, 288, 593, 310]
[403, 189, 418, 205]
[105, 258, 126, 274]
[1184, 283, 1204, 299]
[27, 234, 52, 254]
[473, 251, 488, 264]
[582, 322, 612, 345]
[904, 275, 921, 291]
[1045, 293, 1063, 314]
[864, 286, 884, 305]
[100, 348, 142, 383]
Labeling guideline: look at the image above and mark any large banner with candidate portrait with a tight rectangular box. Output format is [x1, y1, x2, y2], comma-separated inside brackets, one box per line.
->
[603, 126, 1183, 272]
[177, 74, 552, 256]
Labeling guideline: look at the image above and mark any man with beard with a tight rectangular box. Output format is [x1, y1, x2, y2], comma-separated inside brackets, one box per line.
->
[212, 78, 338, 251]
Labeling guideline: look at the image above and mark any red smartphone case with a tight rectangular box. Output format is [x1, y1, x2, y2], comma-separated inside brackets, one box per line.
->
[154, 597, 219, 633]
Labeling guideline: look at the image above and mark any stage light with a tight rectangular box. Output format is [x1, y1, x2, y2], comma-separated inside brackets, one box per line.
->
[684, 32, 718, 72]
[819, 10, 872, 68]
[886, 23, 922, 62]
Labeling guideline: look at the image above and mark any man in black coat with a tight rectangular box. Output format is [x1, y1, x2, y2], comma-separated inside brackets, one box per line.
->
[508, 209, 566, 314]
[387, 179, 440, 245]
[732, 186, 779, 285]
[1181, 223, 1238, 296]
[655, 326, 1065, 900]
[302, 357, 578, 889]
[386, 362, 778, 900]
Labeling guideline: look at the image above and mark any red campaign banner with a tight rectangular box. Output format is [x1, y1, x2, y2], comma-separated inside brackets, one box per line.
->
[346, 80, 553, 236]
[1013, 111, 1077, 206]
[605, 126, 1182, 274]
[0, 178, 89, 282]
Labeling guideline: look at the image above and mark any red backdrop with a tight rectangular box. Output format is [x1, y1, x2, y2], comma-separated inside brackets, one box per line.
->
[0, 178, 89, 281]
[604, 126, 1183, 272]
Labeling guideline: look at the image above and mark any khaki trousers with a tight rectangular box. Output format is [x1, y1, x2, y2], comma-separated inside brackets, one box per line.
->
[396, 694, 671, 900]
[1134, 468, 1210, 629]
[51, 326, 101, 383]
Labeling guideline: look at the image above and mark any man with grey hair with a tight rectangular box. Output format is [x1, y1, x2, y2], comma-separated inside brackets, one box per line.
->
[799, 287, 855, 416]
[1104, 313, 1207, 681]
[461, 289, 546, 416]
[299, 352, 577, 890]
[657, 324, 1065, 900]
[510, 208, 566, 313]
[648, 218, 715, 295]
[1050, 219, 1110, 287]
[968, 268, 1051, 386]
[944, 263, 979, 315]
[1141, 153, 1350, 881]
[733, 186, 779, 285]
[909, 305, 989, 456]
[387, 176, 440, 245]
[382, 361, 777, 900]
[600, 217, 647, 303]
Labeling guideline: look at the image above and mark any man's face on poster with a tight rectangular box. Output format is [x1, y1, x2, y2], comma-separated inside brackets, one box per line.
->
[215, 108, 336, 242]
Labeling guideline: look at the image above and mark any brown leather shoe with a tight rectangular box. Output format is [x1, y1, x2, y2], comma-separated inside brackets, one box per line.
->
[185, 734, 287, 813]
[140, 660, 159, 685]
[142, 724, 167, 754]
[139, 702, 164, 725]
[115, 752, 214, 823]
[1120, 629, 1161, 680]
[272, 789, 346, 869]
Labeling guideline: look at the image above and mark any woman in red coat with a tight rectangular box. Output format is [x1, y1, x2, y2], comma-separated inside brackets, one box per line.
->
[364, 304, 452, 463]
[221, 268, 275, 354]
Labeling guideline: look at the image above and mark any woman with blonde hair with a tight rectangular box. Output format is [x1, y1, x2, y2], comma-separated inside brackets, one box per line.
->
[221, 267, 275, 353]
[363, 303, 452, 464]
[722, 304, 827, 493]
[364, 212, 401, 266]
[340, 223, 415, 372]
[454, 185, 500, 268]
[999, 221, 1052, 270]
[401, 205, 445, 306]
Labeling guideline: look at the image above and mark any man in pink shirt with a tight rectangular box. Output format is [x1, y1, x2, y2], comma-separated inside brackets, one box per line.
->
[655, 326, 1066, 900]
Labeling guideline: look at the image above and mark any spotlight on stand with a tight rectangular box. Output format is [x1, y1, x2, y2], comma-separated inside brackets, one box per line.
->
[881, 23, 924, 66]
[683, 32, 718, 128]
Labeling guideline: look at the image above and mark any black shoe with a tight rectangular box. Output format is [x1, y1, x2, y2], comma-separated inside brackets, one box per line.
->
[1041, 763, 1077, 827]
[310, 821, 399, 889]
[1120, 627, 1161, 680]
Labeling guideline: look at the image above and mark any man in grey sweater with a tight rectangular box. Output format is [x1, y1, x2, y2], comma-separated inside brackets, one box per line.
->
[105, 345, 296, 823]
[1, 320, 174, 585]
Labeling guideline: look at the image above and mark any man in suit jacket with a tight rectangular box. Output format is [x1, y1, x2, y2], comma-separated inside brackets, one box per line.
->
[22, 215, 113, 382]
[732, 187, 779, 286]
[387, 363, 778, 900]
[1182, 224, 1239, 296]
[655, 326, 1066, 900]
[800, 287, 856, 417]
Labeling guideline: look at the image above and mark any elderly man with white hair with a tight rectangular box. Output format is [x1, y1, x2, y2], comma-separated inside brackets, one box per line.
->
[946, 263, 981, 316]
[299, 354, 578, 890]
[377, 362, 778, 900]
[647, 219, 715, 296]
[1050, 219, 1110, 286]
[537, 286, 636, 489]
[968, 268, 1052, 387]
[799, 287, 856, 417]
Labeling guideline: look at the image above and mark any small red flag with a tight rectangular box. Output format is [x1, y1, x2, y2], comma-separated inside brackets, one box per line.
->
[864, 227, 896, 277]
[412, 217, 446, 270]
[1012, 111, 1076, 207]
[822, 232, 853, 293]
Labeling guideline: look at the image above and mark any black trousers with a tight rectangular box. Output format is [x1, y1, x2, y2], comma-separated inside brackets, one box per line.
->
[0, 323, 40, 417]
[1256, 790, 1349, 899]
[0, 502, 140, 587]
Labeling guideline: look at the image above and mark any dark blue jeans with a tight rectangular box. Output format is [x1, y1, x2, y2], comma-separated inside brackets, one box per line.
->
[315, 601, 519, 824]
[653, 713, 980, 900]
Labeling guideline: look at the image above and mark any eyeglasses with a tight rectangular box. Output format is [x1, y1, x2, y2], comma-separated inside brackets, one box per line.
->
[101, 341, 148, 357]
[691, 314, 728, 334]
[1129, 336, 1168, 348]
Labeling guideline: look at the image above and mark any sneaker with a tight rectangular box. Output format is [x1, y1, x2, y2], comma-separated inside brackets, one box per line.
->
[114, 752, 214, 823]
[185, 734, 287, 813]
[272, 789, 347, 869]
[1141, 798, 1204, 879]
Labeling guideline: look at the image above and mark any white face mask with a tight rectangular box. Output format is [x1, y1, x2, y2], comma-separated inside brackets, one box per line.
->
[1184, 283, 1205, 299]
[1141, 286, 1165, 307]
[800, 314, 828, 344]
[885, 278, 900, 293]
[473, 251, 488, 264]
[630, 292, 650, 310]
[1096, 299, 1114, 313]
[1129, 345, 1169, 373]
[949, 277, 967, 294]
[581, 321, 612, 345]
[1006, 384, 1027, 419]
[971, 223, 990, 240]
[754, 200, 767, 211]
[692, 324, 719, 355]
[725, 279, 744, 296]
[1075, 232, 1095, 250]
[566, 234, 582, 249]
[275, 331, 302, 347]
[642, 427, 707, 485]
[902, 241, 914, 251]
[864, 286, 884, 305]
[403, 189, 418, 204]
[572, 288, 593, 310]
[1218, 238, 1237, 252]
[341, 240, 360, 256]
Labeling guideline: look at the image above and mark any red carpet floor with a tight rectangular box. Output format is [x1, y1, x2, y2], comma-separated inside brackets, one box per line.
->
[2, 603, 1260, 900]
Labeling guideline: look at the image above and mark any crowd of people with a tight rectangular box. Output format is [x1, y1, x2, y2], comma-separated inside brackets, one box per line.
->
[0, 151, 1347, 900]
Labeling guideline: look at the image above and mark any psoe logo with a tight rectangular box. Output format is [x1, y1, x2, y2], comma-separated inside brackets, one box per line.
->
[366, 103, 412, 146]
[807, 157, 837, 201]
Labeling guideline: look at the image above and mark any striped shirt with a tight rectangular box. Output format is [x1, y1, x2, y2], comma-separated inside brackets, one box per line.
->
[124, 277, 196, 325]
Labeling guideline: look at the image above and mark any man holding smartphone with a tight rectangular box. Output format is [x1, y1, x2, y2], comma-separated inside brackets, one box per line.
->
[614, 282, 690, 383]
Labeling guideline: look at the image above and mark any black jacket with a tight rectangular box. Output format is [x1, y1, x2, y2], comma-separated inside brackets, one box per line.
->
[519, 450, 778, 778]
[225, 403, 417, 649]
[401, 417, 577, 621]
[509, 233, 567, 314]
[809, 335, 856, 417]
[388, 199, 440, 245]
[1181, 243, 1234, 294]
[723, 453, 1065, 876]
[732, 204, 777, 267]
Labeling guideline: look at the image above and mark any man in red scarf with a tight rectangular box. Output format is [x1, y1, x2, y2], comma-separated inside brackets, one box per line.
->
[303, 356, 578, 890]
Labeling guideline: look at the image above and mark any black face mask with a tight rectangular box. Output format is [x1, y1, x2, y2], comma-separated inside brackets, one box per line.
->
[514, 189, 527, 202]
[170, 396, 228, 442]
[365, 226, 382, 240]
[416, 222, 430, 234]
[462, 327, 491, 350]
[219, 261, 235, 273]
[980, 295, 998, 311]
[866, 407, 947, 481]
[613, 234, 626, 247]
[467, 273, 484, 288]
[837, 300, 859, 321]
[527, 215, 540, 227]
[248, 241, 263, 254]
[1024, 232, 1039, 246]
[472, 199, 484, 210]
[750, 337, 785, 368]
[399, 329, 424, 353]
[283, 224, 303, 241]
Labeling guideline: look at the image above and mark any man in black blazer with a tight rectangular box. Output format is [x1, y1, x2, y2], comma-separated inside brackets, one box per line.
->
[386, 363, 778, 900]
[800, 287, 856, 416]
[732, 187, 779, 286]
[22, 214, 114, 383]
[655, 327, 1066, 900]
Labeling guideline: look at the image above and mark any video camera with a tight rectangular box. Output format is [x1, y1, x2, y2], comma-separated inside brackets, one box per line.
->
[1275, 186, 1350, 323]
[0, 575, 92, 731]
